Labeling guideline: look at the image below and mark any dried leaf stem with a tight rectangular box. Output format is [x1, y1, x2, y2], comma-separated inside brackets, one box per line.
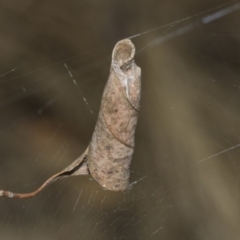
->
[0, 148, 89, 198]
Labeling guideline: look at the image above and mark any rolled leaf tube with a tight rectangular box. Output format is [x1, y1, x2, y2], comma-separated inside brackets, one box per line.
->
[0, 39, 141, 198]
[88, 39, 141, 191]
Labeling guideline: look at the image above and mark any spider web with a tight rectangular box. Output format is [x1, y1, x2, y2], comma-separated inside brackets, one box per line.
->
[0, 0, 240, 239]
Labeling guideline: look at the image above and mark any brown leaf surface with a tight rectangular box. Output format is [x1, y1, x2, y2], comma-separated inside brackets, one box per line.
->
[88, 39, 141, 191]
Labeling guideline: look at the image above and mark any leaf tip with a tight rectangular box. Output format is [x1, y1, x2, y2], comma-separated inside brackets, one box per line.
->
[112, 39, 135, 68]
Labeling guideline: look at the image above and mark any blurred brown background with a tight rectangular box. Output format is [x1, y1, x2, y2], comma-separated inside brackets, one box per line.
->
[0, 0, 240, 239]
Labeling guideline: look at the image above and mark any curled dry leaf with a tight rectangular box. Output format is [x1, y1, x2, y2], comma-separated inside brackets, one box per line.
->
[0, 39, 141, 198]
